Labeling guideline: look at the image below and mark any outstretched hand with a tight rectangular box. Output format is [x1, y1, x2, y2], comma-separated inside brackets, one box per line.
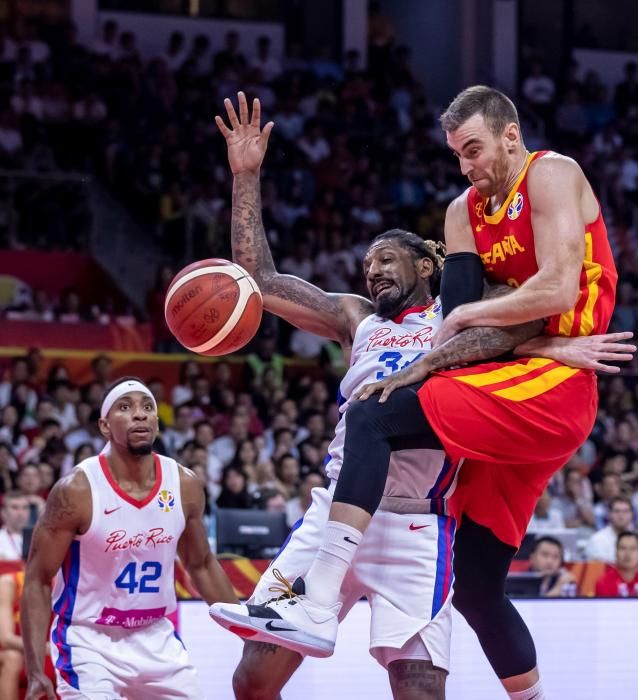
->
[215, 91, 274, 175]
[516, 331, 636, 374]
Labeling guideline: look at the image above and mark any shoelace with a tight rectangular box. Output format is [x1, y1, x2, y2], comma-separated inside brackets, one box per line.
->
[267, 568, 298, 603]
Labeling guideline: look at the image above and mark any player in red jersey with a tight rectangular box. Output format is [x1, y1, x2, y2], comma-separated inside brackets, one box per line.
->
[209, 88, 633, 700]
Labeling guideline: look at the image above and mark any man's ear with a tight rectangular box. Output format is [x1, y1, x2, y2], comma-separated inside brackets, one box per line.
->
[418, 257, 434, 279]
[98, 417, 111, 440]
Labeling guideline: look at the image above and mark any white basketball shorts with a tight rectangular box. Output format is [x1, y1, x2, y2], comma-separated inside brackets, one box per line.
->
[52, 616, 202, 699]
[251, 485, 455, 670]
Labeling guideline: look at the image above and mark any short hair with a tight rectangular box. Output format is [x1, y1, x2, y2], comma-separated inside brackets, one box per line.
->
[531, 536, 564, 555]
[370, 229, 446, 297]
[617, 531, 638, 547]
[2, 490, 27, 505]
[609, 496, 634, 511]
[440, 85, 520, 137]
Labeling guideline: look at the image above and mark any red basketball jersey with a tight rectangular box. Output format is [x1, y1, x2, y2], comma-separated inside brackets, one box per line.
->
[467, 150, 617, 337]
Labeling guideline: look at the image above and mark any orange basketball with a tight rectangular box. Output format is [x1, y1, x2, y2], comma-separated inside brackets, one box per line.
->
[164, 259, 263, 356]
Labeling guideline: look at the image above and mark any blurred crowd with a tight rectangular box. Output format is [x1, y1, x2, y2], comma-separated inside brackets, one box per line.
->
[0, 11, 638, 599]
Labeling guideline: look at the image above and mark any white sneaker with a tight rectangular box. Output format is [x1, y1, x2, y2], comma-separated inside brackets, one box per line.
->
[209, 576, 339, 658]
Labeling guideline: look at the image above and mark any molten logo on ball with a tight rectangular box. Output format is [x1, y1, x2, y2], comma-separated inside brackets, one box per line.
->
[171, 286, 202, 316]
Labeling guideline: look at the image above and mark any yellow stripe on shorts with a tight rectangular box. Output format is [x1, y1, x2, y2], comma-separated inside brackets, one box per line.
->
[492, 366, 580, 401]
[452, 358, 554, 388]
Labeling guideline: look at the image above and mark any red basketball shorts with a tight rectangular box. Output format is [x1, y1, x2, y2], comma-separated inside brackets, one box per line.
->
[418, 358, 598, 547]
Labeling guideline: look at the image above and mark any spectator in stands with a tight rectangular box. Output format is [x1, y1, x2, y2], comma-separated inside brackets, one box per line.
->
[164, 402, 195, 456]
[593, 473, 623, 529]
[171, 360, 200, 406]
[229, 438, 260, 484]
[211, 412, 251, 466]
[527, 488, 566, 533]
[555, 466, 596, 529]
[216, 465, 251, 509]
[93, 20, 118, 59]
[285, 471, 325, 528]
[0, 109, 23, 166]
[614, 61, 638, 119]
[192, 420, 223, 485]
[65, 402, 103, 453]
[48, 379, 77, 432]
[15, 464, 45, 525]
[0, 444, 16, 494]
[0, 405, 28, 455]
[213, 30, 245, 76]
[528, 536, 577, 597]
[586, 497, 636, 563]
[258, 488, 287, 514]
[275, 452, 301, 500]
[37, 461, 55, 495]
[0, 358, 36, 412]
[594, 531, 638, 597]
[522, 60, 555, 117]
[251, 35, 281, 83]
[162, 31, 187, 73]
[0, 492, 29, 560]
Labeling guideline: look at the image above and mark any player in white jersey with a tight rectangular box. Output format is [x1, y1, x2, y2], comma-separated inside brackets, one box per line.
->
[206, 93, 552, 700]
[21, 377, 237, 700]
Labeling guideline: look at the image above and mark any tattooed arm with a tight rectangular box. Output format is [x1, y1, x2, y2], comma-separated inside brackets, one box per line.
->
[21, 472, 90, 700]
[355, 285, 543, 402]
[216, 93, 372, 347]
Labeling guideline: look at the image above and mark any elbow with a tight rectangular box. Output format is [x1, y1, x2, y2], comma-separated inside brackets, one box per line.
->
[550, 282, 580, 315]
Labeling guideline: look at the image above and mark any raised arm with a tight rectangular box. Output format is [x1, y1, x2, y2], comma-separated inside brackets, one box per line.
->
[22, 472, 90, 700]
[434, 156, 587, 346]
[215, 92, 372, 347]
[176, 467, 237, 605]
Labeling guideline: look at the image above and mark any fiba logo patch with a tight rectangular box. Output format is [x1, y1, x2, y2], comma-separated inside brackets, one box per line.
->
[419, 302, 441, 320]
[507, 192, 524, 220]
[158, 490, 175, 513]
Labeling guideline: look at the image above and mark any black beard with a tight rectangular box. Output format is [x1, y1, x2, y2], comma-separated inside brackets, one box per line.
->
[127, 442, 153, 456]
[374, 286, 412, 319]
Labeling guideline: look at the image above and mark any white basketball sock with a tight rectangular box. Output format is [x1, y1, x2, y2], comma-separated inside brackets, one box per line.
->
[508, 680, 546, 700]
[304, 521, 362, 608]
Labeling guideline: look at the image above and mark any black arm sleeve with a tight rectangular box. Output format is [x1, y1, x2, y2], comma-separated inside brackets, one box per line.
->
[440, 252, 485, 317]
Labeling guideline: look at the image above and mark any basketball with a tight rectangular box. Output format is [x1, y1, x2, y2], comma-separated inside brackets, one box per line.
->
[164, 259, 263, 356]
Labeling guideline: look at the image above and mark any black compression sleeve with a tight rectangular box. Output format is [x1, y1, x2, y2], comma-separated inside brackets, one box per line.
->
[440, 252, 484, 317]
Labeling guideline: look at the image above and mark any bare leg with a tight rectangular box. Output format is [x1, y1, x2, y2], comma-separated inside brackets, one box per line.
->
[233, 641, 303, 700]
[388, 660, 447, 700]
[501, 668, 540, 693]
[0, 649, 24, 700]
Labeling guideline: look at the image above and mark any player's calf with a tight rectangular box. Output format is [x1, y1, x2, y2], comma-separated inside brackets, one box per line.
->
[233, 641, 302, 700]
[388, 660, 447, 700]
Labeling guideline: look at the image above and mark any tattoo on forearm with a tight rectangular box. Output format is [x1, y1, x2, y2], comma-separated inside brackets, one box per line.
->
[231, 172, 373, 326]
[389, 660, 447, 700]
[231, 173, 276, 279]
[429, 321, 543, 370]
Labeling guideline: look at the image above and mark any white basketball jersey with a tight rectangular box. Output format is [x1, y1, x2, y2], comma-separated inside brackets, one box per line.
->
[51, 454, 185, 637]
[324, 299, 461, 503]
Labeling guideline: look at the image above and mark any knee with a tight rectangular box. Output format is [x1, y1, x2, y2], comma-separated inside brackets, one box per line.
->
[452, 586, 491, 627]
[347, 396, 384, 432]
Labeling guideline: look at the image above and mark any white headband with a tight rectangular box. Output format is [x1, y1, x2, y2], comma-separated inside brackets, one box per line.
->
[100, 380, 157, 419]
